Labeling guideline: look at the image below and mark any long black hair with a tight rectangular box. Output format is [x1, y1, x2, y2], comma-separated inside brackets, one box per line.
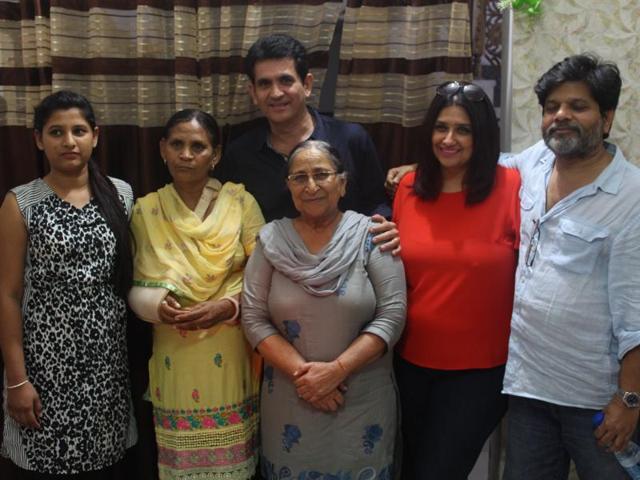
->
[34, 90, 133, 298]
[414, 82, 499, 205]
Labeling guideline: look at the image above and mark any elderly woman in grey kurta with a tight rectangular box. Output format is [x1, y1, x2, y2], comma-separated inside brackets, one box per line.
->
[241, 140, 406, 478]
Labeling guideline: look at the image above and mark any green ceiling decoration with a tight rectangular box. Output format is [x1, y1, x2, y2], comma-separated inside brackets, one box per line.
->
[498, 0, 543, 17]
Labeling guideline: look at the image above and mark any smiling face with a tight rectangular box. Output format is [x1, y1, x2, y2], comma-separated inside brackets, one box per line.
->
[431, 105, 474, 175]
[541, 81, 613, 158]
[160, 119, 221, 188]
[248, 57, 313, 127]
[287, 147, 346, 221]
[34, 108, 98, 174]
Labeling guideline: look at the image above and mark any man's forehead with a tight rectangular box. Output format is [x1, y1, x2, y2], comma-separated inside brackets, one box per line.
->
[545, 81, 595, 103]
[254, 57, 299, 79]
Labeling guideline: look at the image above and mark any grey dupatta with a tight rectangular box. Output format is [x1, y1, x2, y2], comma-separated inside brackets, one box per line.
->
[258, 210, 372, 297]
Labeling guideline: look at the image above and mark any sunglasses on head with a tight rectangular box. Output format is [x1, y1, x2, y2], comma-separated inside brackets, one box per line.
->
[436, 81, 486, 102]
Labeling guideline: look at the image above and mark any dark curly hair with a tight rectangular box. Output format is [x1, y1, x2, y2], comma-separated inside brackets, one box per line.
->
[534, 53, 621, 116]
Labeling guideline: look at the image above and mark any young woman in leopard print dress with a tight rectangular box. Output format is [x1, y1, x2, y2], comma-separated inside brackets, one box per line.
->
[0, 91, 137, 479]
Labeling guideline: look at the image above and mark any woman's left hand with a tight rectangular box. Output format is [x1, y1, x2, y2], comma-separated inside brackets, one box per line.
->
[369, 214, 401, 256]
[309, 389, 345, 412]
[172, 299, 235, 331]
[293, 361, 348, 403]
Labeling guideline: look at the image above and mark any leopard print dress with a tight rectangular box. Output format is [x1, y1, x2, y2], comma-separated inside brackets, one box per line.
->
[2, 177, 137, 474]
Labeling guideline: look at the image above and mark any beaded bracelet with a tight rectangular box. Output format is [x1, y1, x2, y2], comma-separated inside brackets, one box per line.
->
[7, 379, 29, 390]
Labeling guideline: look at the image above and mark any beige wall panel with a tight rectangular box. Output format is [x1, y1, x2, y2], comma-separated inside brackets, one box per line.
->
[511, 0, 640, 164]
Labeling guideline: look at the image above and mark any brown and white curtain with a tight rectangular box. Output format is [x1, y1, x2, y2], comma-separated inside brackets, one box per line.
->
[0, 0, 344, 197]
[0, 3, 477, 475]
[0, 2, 341, 478]
[336, 0, 474, 168]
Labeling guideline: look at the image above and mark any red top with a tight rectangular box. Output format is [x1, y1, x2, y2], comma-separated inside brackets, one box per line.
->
[393, 166, 521, 369]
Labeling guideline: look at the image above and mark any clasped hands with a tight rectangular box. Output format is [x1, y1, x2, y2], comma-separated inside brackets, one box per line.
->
[293, 360, 349, 413]
[158, 295, 236, 331]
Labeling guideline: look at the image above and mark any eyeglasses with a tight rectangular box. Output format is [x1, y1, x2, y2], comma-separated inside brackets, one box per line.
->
[286, 171, 339, 186]
[436, 81, 486, 102]
[524, 219, 541, 267]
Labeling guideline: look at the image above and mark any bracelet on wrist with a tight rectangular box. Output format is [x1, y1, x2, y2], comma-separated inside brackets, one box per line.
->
[221, 296, 240, 323]
[7, 379, 29, 390]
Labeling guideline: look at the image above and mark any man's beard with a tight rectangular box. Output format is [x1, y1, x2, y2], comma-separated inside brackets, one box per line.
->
[543, 121, 603, 158]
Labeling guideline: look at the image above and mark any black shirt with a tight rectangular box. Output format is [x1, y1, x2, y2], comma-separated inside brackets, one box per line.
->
[217, 108, 391, 222]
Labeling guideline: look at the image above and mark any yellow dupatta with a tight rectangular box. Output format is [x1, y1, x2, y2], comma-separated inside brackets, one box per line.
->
[131, 179, 248, 305]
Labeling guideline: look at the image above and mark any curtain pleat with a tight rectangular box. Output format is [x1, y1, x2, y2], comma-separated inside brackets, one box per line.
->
[336, 0, 473, 168]
[0, 2, 480, 476]
[0, 0, 343, 198]
[0, 2, 341, 479]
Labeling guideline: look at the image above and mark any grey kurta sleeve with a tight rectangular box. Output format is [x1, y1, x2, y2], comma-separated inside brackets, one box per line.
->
[241, 240, 280, 349]
[361, 245, 407, 348]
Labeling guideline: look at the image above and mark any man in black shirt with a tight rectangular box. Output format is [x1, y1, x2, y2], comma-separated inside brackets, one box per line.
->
[217, 34, 398, 250]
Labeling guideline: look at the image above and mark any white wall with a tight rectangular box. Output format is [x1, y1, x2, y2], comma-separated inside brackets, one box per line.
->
[510, 0, 640, 164]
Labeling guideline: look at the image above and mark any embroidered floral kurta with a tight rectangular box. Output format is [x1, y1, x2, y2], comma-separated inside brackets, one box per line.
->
[242, 213, 406, 479]
[131, 181, 264, 480]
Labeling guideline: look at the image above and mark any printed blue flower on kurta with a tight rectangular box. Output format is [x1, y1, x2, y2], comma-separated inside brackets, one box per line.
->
[264, 365, 275, 393]
[298, 473, 322, 480]
[283, 320, 301, 343]
[282, 424, 301, 452]
[362, 424, 383, 455]
[356, 467, 376, 480]
[278, 466, 292, 478]
[298, 472, 355, 480]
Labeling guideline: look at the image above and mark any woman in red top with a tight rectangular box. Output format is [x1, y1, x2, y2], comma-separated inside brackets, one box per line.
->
[393, 81, 520, 479]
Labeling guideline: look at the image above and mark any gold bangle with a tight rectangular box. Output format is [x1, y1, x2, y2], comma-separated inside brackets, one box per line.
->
[7, 379, 29, 390]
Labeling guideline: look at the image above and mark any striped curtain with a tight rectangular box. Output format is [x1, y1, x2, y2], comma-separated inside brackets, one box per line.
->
[336, 0, 473, 168]
[0, 0, 343, 197]
[0, 2, 341, 478]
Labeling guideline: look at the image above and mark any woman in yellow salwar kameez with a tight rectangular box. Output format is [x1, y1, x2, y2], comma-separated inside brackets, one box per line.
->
[128, 109, 264, 480]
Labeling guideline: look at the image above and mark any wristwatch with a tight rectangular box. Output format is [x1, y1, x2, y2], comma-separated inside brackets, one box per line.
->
[617, 389, 640, 408]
